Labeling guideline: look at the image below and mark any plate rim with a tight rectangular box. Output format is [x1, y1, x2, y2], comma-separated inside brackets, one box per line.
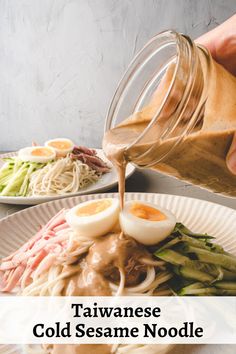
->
[1, 192, 235, 224]
[0, 150, 135, 205]
[1, 193, 235, 354]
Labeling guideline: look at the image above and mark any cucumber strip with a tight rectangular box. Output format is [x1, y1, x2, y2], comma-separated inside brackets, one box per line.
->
[0, 164, 28, 196]
[155, 237, 181, 253]
[174, 223, 214, 239]
[183, 245, 236, 272]
[174, 265, 214, 283]
[214, 281, 236, 290]
[178, 283, 217, 296]
[155, 249, 190, 265]
[19, 163, 35, 196]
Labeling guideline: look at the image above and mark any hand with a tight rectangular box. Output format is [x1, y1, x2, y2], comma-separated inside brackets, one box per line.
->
[196, 14, 236, 174]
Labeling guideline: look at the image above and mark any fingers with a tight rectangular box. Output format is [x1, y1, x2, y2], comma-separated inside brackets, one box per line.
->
[196, 14, 236, 48]
[226, 133, 236, 175]
[195, 14, 236, 76]
[196, 29, 218, 57]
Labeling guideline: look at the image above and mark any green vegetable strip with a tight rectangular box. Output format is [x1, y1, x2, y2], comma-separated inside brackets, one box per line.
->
[0, 163, 29, 196]
[0, 161, 15, 185]
[178, 286, 218, 296]
[218, 269, 236, 281]
[179, 287, 236, 296]
[174, 223, 214, 239]
[0, 158, 45, 196]
[183, 261, 236, 281]
[19, 164, 33, 196]
[153, 222, 236, 296]
[180, 235, 224, 253]
[214, 281, 236, 290]
[155, 249, 190, 266]
[156, 237, 181, 253]
[174, 265, 214, 283]
[182, 245, 236, 272]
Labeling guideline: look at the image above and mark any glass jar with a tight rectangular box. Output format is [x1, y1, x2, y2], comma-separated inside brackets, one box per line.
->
[104, 30, 236, 197]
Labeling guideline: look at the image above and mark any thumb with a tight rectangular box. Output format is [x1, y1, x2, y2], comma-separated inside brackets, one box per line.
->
[226, 133, 236, 175]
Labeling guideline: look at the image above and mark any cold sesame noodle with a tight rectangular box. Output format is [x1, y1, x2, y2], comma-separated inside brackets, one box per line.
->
[0, 145, 110, 197]
[3, 200, 232, 354]
[0, 208, 173, 354]
[28, 157, 100, 196]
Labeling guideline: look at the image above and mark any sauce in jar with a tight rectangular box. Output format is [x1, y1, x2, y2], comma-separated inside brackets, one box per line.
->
[103, 31, 236, 204]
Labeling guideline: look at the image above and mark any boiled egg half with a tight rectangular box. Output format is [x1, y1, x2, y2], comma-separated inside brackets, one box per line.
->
[119, 201, 176, 245]
[18, 146, 56, 163]
[45, 138, 74, 157]
[66, 198, 119, 238]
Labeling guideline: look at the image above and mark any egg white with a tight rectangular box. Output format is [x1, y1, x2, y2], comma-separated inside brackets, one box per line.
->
[119, 201, 176, 245]
[66, 198, 120, 238]
[18, 146, 56, 163]
[45, 138, 74, 157]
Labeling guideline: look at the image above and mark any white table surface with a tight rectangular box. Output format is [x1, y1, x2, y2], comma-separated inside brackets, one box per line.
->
[0, 162, 235, 354]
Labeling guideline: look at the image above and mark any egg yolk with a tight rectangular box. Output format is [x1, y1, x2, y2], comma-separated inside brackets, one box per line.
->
[130, 203, 166, 221]
[48, 140, 72, 150]
[76, 199, 112, 217]
[31, 148, 53, 157]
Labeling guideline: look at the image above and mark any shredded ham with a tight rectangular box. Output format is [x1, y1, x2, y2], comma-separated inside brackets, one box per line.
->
[0, 209, 70, 292]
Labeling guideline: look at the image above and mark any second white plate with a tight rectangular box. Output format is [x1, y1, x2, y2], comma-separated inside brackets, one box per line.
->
[0, 150, 135, 205]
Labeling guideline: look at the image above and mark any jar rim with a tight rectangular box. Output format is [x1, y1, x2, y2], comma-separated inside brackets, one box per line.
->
[105, 30, 181, 133]
[104, 30, 205, 167]
[127, 31, 182, 151]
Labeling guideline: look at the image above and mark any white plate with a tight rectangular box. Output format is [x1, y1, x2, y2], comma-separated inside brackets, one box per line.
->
[1, 192, 235, 259]
[0, 193, 236, 354]
[0, 150, 135, 205]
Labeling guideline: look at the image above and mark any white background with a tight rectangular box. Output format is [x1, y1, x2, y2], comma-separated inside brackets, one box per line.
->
[0, 0, 235, 150]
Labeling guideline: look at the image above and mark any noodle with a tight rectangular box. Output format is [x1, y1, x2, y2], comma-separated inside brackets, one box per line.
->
[22, 263, 172, 297]
[116, 268, 126, 296]
[28, 157, 100, 196]
[109, 268, 172, 296]
[139, 257, 166, 267]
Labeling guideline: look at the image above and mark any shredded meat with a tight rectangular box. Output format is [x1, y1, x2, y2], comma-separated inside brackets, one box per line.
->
[70, 146, 110, 173]
[86, 233, 150, 286]
[63, 233, 153, 296]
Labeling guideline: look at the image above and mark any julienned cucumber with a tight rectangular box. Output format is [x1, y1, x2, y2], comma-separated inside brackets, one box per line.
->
[154, 223, 236, 296]
[178, 283, 236, 296]
[0, 158, 45, 196]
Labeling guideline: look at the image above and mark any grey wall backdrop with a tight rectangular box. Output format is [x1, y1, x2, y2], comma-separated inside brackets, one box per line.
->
[0, 0, 235, 150]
